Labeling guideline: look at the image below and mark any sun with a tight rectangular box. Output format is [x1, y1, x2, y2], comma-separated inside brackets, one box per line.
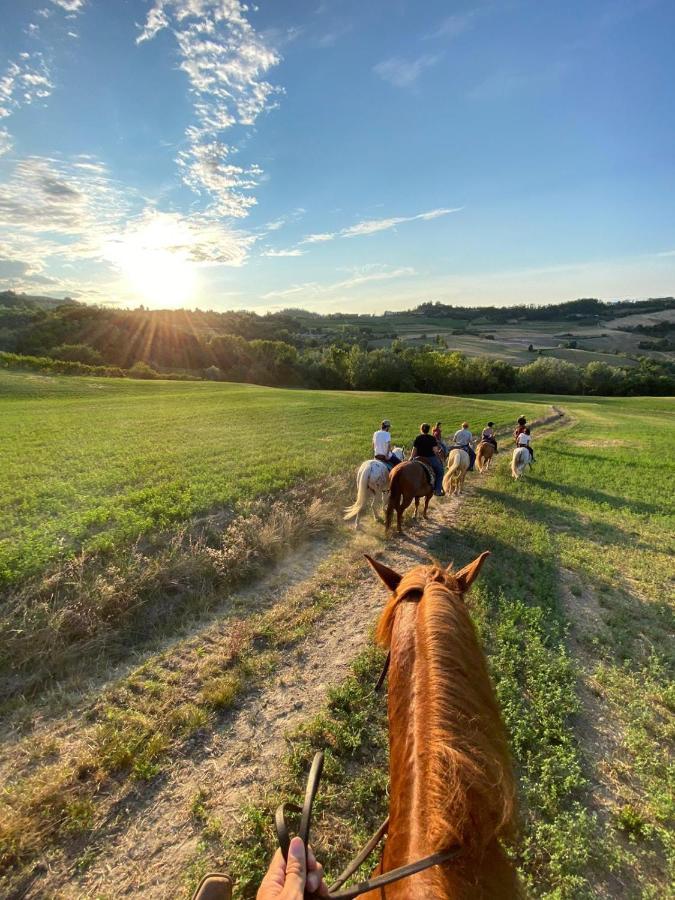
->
[104, 213, 198, 308]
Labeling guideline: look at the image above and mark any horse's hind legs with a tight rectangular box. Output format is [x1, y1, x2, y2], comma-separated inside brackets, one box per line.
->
[413, 496, 420, 519]
[423, 495, 431, 518]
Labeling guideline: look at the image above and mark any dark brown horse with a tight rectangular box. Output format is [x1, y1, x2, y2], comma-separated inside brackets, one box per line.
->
[385, 460, 434, 533]
[363, 553, 520, 899]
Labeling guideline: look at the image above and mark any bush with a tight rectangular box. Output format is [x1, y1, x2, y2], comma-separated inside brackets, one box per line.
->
[49, 343, 103, 365]
[129, 361, 158, 380]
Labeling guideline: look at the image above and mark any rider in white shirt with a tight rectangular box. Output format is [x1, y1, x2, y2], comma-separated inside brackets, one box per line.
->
[452, 422, 476, 471]
[373, 420, 399, 469]
[516, 428, 535, 461]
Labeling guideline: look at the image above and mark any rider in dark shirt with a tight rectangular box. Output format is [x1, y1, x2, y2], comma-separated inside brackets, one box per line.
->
[411, 423, 444, 496]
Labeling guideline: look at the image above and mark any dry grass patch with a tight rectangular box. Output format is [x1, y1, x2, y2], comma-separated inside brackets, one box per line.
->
[0, 528, 368, 894]
[1, 486, 340, 711]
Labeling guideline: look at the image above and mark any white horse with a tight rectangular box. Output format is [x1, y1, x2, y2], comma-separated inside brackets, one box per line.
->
[442, 448, 470, 496]
[344, 448, 405, 527]
[511, 447, 531, 479]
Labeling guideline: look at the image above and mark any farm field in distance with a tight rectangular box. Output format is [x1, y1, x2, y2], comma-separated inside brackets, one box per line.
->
[0, 371, 672, 899]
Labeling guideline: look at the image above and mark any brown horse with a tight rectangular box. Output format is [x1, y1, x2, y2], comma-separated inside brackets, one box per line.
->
[385, 460, 434, 533]
[363, 554, 520, 899]
[475, 441, 496, 473]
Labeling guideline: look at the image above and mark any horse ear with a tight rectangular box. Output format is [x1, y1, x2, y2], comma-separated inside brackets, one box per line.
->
[365, 555, 402, 592]
[452, 551, 490, 593]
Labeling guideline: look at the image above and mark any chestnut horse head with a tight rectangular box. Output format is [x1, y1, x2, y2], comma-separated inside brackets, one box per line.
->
[364, 553, 520, 899]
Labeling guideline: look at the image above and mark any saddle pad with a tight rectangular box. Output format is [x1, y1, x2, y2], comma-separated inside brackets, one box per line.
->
[414, 459, 435, 486]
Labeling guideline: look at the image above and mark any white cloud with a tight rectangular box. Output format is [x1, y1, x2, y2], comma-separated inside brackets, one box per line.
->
[0, 128, 12, 157]
[261, 207, 306, 233]
[427, 12, 477, 39]
[137, 0, 282, 219]
[373, 54, 441, 88]
[262, 248, 306, 257]
[50, 0, 86, 12]
[300, 206, 462, 244]
[0, 54, 54, 122]
[302, 232, 334, 244]
[261, 265, 415, 300]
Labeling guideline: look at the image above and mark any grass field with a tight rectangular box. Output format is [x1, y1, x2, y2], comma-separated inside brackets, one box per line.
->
[0, 372, 672, 899]
[0, 371, 545, 587]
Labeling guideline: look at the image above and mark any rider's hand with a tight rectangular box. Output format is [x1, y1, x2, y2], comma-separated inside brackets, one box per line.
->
[257, 836, 328, 899]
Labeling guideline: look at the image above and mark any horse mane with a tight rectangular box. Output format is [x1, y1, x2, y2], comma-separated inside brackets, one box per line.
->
[376, 564, 517, 856]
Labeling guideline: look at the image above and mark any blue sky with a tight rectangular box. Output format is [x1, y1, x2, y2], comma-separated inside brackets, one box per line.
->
[1, 0, 674, 312]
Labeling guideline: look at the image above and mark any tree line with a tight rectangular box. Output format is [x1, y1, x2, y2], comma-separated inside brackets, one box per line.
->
[2, 341, 672, 396]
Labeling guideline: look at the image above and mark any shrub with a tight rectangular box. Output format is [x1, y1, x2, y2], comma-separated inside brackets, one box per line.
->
[128, 361, 158, 379]
[49, 343, 103, 365]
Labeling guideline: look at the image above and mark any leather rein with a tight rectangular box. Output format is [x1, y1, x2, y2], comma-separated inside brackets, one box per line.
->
[275, 598, 461, 899]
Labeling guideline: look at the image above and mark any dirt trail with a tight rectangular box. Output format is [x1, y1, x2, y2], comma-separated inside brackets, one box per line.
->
[25, 408, 567, 899]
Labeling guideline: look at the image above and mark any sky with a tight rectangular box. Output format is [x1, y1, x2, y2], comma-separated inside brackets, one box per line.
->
[1, 0, 674, 314]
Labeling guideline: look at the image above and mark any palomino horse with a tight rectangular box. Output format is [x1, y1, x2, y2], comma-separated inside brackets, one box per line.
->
[511, 447, 530, 479]
[442, 449, 470, 496]
[475, 441, 496, 473]
[385, 460, 435, 533]
[363, 554, 520, 899]
[344, 448, 405, 528]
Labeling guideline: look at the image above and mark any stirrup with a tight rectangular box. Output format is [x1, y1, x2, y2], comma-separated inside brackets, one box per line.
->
[191, 873, 233, 900]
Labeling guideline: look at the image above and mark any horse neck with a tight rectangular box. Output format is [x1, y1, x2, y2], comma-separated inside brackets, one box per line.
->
[383, 585, 519, 899]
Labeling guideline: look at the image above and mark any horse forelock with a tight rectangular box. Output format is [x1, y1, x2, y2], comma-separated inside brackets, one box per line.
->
[375, 564, 456, 648]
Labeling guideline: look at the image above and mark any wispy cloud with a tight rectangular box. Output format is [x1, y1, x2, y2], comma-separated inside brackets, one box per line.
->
[302, 232, 334, 244]
[260, 207, 306, 234]
[50, 0, 87, 12]
[262, 247, 306, 257]
[467, 60, 569, 101]
[261, 265, 416, 300]
[426, 11, 478, 40]
[0, 128, 12, 157]
[373, 54, 441, 88]
[300, 206, 462, 245]
[137, 0, 282, 219]
[0, 54, 54, 123]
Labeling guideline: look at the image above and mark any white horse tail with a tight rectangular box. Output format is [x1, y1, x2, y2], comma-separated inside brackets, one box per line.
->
[442, 452, 461, 494]
[344, 462, 372, 520]
[511, 447, 528, 479]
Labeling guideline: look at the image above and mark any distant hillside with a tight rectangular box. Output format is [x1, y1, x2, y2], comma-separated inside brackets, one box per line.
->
[0, 290, 80, 311]
[0, 293, 673, 376]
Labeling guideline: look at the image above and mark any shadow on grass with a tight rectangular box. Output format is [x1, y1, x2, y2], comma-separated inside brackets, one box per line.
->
[531, 475, 667, 518]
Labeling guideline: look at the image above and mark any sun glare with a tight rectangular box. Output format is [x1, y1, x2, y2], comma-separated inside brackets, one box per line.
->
[105, 214, 197, 308]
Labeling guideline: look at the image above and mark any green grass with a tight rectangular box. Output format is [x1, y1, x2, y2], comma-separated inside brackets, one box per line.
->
[0, 371, 546, 586]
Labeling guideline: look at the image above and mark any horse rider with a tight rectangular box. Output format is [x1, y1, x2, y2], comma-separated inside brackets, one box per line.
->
[410, 423, 445, 496]
[452, 421, 476, 472]
[514, 415, 527, 443]
[373, 419, 400, 471]
[516, 426, 535, 462]
[480, 421, 498, 451]
[432, 421, 449, 455]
